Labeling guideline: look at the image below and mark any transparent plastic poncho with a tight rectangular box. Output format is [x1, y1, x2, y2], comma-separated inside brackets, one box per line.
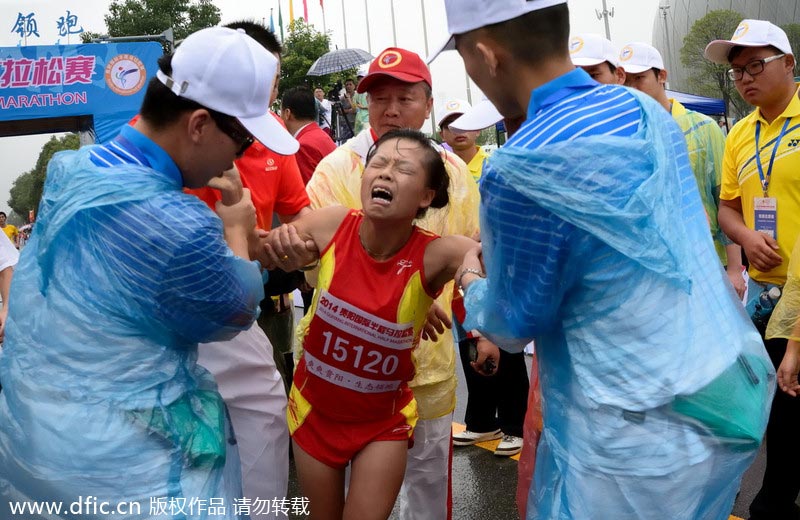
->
[0, 148, 263, 519]
[671, 100, 730, 264]
[767, 237, 800, 342]
[464, 91, 774, 519]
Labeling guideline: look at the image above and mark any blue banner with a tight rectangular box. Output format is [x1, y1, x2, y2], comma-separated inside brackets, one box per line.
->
[0, 42, 162, 142]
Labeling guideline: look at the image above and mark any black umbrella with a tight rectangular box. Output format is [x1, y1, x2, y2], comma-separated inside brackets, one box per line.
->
[307, 48, 373, 76]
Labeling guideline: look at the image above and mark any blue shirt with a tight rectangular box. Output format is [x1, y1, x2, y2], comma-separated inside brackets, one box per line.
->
[467, 68, 642, 336]
[90, 124, 183, 186]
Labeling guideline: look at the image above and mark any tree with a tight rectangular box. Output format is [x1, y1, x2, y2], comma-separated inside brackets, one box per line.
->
[476, 127, 498, 147]
[104, 0, 220, 41]
[680, 10, 750, 118]
[782, 24, 800, 76]
[281, 19, 339, 95]
[8, 135, 80, 219]
[8, 173, 36, 223]
[80, 31, 102, 43]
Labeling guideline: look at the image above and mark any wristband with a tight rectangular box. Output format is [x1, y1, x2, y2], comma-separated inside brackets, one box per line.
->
[299, 258, 320, 272]
[457, 268, 485, 297]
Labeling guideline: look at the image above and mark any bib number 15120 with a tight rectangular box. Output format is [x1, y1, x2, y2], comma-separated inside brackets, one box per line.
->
[320, 331, 399, 376]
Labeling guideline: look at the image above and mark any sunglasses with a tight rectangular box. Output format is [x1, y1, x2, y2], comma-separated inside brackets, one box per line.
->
[207, 109, 255, 157]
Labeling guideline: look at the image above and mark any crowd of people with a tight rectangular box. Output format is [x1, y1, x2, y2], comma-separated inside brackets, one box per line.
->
[0, 0, 799, 519]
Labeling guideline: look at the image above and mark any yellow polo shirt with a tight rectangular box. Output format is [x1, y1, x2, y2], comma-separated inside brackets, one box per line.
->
[466, 146, 489, 184]
[721, 85, 800, 284]
[2, 224, 18, 245]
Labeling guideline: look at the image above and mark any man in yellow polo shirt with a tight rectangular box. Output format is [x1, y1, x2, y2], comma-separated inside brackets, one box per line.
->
[438, 98, 488, 183]
[0, 213, 18, 248]
[705, 19, 800, 520]
[621, 41, 744, 296]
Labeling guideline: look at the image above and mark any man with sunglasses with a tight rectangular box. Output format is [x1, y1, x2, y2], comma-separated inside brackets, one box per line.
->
[185, 21, 313, 518]
[705, 19, 800, 520]
[0, 26, 298, 517]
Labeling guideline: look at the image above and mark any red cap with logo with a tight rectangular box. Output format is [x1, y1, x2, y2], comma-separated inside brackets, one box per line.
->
[356, 47, 433, 93]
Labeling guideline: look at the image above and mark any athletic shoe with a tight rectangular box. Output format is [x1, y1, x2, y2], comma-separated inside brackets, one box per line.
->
[494, 435, 523, 457]
[452, 428, 502, 446]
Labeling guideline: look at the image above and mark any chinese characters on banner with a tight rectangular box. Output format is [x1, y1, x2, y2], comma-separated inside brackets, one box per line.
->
[0, 56, 96, 89]
[0, 41, 162, 143]
[57, 11, 84, 38]
[10, 11, 85, 46]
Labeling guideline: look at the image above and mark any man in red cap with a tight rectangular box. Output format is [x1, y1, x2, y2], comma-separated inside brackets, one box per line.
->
[305, 47, 480, 520]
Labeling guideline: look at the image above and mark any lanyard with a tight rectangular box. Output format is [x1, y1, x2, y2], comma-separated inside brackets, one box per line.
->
[754, 117, 791, 197]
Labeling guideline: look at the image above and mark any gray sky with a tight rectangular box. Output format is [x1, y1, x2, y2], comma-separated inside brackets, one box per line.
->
[0, 0, 659, 219]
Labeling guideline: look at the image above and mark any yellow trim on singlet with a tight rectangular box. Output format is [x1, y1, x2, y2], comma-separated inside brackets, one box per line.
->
[397, 270, 434, 336]
[287, 383, 313, 435]
[399, 397, 419, 438]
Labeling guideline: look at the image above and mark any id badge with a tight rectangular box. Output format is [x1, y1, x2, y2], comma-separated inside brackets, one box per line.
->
[754, 197, 777, 239]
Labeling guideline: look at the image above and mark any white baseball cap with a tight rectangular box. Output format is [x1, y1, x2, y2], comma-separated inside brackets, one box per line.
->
[427, 0, 568, 63]
[704, 20, 793, 64]
[449, 97, 502, 131]
[439, 98, 472, 127]
[156, 26, 298, 155]
[618, 42, 665, 74]
[570, 33, 619, 67]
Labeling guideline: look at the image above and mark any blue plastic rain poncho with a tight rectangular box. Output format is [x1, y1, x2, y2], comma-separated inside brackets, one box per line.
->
[0, 146, 263, 519]
[670, 99, 731, 265]
[464, 90, 774, 519]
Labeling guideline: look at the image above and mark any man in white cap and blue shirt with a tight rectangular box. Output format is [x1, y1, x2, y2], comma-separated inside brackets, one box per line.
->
[445, 34, 624, 133]
[705, 19, 800, 520]
[0, 26, 299, 518]
[622, 41, 744, 298]
[569, 32, 625, 84]
[430, 1, 774, 518]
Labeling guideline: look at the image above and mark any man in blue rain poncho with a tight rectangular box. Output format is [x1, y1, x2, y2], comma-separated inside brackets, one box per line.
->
[0, 27, 299, 519]
[430, 1, 775, 519]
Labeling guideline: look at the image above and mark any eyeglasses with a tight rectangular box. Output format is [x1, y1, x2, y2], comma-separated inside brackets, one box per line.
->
[207, 109, 255, 157]
[727, 54, 785, 81]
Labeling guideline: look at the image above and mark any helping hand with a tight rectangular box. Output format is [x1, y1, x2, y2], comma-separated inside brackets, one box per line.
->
[421, 303, 452, 342]
[261, 224, 318, 271]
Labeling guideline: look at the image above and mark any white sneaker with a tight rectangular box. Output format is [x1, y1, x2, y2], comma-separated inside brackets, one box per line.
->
[494, 435, 523, 457]
[452, 428, 502, 446]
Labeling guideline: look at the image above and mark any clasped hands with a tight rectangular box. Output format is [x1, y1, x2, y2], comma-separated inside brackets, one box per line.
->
[208, 167, 318, 269]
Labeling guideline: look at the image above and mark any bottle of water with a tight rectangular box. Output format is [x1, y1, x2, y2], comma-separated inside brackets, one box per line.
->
[751, 286, 782, 329]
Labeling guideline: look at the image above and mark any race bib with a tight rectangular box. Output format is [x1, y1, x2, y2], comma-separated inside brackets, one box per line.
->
[304, 290, 415, 393]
